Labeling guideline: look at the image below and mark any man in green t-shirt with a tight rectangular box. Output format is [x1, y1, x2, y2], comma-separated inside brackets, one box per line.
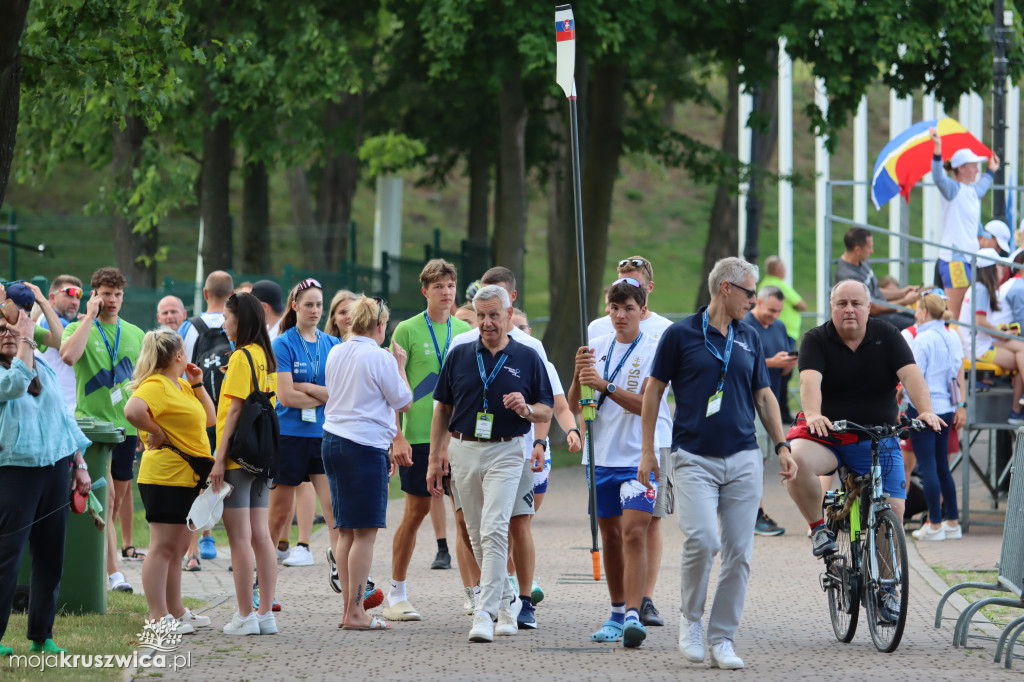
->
[383, 259, 472, 621]
[759, 256, 807, 423]
[61, 267, 145, 593]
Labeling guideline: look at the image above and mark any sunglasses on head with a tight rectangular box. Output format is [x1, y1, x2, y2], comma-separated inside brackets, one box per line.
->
[618, 258, 652, 281]
[295, 278, 321, 293]
[59, 286, 83, 299]
[923, 288, 948, 300]
[371, 296, 387, 327]
[612, 276, 642, 288]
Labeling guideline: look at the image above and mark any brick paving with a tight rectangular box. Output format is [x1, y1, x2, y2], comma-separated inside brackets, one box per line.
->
[121, 458, 1021, 681]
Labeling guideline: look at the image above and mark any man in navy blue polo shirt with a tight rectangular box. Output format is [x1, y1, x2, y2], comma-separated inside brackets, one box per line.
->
[428, 285, 553, 644]
[639, 257, 796, 670]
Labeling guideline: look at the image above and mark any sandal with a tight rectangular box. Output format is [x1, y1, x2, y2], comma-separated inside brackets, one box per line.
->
[340, 615, 391, 631]
[183, 555, 201, 572]
[590, 619, 624, 642]
[122, 546, 145, 561]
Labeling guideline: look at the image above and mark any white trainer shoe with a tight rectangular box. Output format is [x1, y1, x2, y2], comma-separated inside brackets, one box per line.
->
[710, 639, 744, 669]
[177, 608, 211, 628]
[468, 611, 494, 642]
[912, 524, 946, 541]
[463, 587, 476, 615]
[941, 521, 962, 539]
[223, 611, 259, 635]
[160, 614, 194, 635]
[495, 597, 521, 636]
[257, 612, 278, 635]
[679, 616, 705, 663]
[283, 545, 314, 567]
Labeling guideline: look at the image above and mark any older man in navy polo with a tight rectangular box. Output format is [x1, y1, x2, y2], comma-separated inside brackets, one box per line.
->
[639, 257, 796, 670]
[428, 285, 553, 644]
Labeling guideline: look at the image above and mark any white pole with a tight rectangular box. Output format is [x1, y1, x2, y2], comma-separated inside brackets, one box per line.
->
[970, 92, 985, 141]
[778, 38, 794, 284]
[1007, 83, 1020, 241]
[922, 94, 939, 284]
[738, 80, 753, 259]
[373, 176, 405, 293]
[959, 93, 973, 134]
[193, 218, 204, 315]
[888, 89, 904, 280]
[815, 78, 830, 320]
[853, 96, 868, 226]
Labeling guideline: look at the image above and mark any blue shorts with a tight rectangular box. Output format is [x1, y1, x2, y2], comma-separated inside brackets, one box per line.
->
[937, 259, 971, 289]
[587, 466, 658, 518]
[823, 436, 907, 499]
[110, 436, 139, 481]
[321, 432, 389, 529]
[275, 434, 326, 486]
[533, 456, 552, 494]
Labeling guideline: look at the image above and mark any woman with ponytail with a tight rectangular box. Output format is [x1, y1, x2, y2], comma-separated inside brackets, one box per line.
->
[124, 329, 216, 633]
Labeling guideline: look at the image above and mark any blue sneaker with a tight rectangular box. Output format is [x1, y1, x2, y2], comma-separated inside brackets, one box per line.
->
[252, 583, 260, 610]
[198, 536, 217, 560]
[1009, 410, 1024, 425]
[517, 598, 537, 629]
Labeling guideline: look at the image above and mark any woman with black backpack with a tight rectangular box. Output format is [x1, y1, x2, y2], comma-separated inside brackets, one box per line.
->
[209, 292, 280, 636]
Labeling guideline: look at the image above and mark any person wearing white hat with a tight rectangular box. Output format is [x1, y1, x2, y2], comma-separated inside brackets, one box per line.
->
[929, 127, 1001, 320]
[981, 220, 1013, 256]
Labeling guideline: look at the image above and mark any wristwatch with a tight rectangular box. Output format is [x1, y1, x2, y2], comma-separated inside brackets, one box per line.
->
[533, 439, 547, 452]
[74, 462, 88, 471]
[520, 404, 534, 419]
[606, 383, 617, 394]
[774, 441, 792, 455]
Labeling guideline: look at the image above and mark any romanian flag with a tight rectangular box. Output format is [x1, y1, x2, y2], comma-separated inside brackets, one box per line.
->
[870, 117, 992, 209]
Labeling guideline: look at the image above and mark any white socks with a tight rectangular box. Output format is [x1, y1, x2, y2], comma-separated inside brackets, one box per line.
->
[389, 580, 407, 604]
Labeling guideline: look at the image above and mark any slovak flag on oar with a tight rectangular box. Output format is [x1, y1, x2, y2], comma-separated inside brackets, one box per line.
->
[871, 117, 992, 209]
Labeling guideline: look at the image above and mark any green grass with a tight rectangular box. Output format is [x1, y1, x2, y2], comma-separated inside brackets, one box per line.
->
[933, 569, 1022, 628]
[0, 592, 201, 682]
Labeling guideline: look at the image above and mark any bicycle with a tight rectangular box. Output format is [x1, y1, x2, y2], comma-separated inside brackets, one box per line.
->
[818, 417, 923, 653]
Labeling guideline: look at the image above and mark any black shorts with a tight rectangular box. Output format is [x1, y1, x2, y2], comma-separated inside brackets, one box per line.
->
[110, 437, 139, 482]
[399, 443, 448, 497]
[138, 483, 198, 524]
[275, 434, 326, 486]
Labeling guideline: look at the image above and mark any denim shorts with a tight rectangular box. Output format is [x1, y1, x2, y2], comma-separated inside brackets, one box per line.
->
[321, 431, 389, 529]
[824, 436, 907, 500]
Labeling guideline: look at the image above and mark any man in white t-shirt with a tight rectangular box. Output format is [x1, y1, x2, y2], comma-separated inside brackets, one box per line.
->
[569, 277, 663, 648]
[587, 255, 672, 627]
[36, 275, 84, 409]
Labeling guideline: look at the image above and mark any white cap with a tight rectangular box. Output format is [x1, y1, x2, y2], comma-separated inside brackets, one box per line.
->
[977, 247, 1002, 268]
[982, 219, 1012, 253]
[950, 148, 987, 169]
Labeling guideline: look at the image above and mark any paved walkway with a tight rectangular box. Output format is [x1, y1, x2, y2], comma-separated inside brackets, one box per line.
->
[122, 459, 1020, 681]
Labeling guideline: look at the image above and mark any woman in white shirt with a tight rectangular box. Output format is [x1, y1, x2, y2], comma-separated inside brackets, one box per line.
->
[322, 297, 411, 630]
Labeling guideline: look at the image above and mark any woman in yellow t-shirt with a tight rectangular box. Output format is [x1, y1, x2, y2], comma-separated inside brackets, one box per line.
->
[123, 329, 215, 631]
[208, 292, 280, 636]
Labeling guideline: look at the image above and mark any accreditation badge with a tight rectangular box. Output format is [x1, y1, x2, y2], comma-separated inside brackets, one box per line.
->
[706, 390, 723, 417]
[474, 412, 494, 439]
[301, 408, 317, 423]
[110, 387, 123, 405]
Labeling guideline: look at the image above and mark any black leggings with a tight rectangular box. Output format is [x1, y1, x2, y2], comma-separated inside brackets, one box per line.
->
[0, 456, 71, 643]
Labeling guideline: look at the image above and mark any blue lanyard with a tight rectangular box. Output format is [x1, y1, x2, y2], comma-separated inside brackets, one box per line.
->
[93, 319, 121, 368]
[602, 332, 643, 384]
[296, 328, 322, 380]
[476, 349, 508, 412]
[702, 310, 733, 393]
[424, 311, 452, 368]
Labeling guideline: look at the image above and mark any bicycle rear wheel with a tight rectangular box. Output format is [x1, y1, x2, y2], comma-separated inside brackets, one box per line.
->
[865, 508, 909, 652]
[825, 516, 859, 642]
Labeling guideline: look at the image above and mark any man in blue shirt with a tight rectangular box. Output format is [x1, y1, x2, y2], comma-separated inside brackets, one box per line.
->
[639, 257, 796, 670]
[428, 285, 553, 644]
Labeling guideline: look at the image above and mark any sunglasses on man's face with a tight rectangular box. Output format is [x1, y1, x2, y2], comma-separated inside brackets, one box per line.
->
[728, 281, 757, 300]
[59, 286, 83, 299]
[618, 258, 652, 282]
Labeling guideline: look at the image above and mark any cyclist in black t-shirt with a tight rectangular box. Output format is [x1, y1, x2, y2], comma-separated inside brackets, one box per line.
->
[783, 281, 945, 558]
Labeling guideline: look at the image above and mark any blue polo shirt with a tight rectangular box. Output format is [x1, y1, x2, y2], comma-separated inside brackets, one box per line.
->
[272, 327, 340, 437]
[743, 311, 793, 402]
[651, 307, 770, 457]
[434, 335, 553, 439]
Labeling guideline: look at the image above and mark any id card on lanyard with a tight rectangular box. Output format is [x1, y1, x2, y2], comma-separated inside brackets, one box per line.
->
[475, 349, 507, 439]
[701, 310, 732, 418]
[297, 329, 321, 423]
[94, 319, 123, 405]
[597, 332, 643, 409]
[425, 312, 452, 368]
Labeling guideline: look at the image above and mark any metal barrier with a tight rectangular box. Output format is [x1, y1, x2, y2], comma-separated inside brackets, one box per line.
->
[934, 428, 1024, 667]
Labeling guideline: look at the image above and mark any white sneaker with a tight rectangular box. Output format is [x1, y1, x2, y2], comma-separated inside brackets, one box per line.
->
[276, 548, 289, 564]
[468, 611, 494, 642]
[941, 522, 962, 539]
[257, 612, 278, 635]
[495, 597, 521, 636]
[160, 614, 194, 635]
[223, 611, 259, 635]
[912, 524, 945, 541]
[177, 608, 211, 628]
[283, 545, 314, 567]
[679, 616, 705, 663]
[710, 639, 744, 669]
[107, 572, 133, 593]
[463, 587, 476, 615]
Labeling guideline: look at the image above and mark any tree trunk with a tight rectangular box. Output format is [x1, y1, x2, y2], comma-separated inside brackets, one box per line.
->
[286, 167, 328, 270]
[493, 66, 528, 291]
[317, 92, 363, 269]
[111, 116, 156, 287]
[0, 0, 29, 209]
[241, 158, 270, 274]
[200, 82, 233, 273]
[695, 69, 741, 309]
[466, 138, 490, 244]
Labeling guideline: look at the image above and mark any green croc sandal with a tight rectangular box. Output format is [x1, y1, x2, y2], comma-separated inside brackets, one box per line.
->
[30, 639, 65, 654]
[0, 644, 13, 657]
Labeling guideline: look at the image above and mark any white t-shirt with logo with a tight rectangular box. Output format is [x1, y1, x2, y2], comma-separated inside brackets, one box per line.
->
[581, 331, 663, 469]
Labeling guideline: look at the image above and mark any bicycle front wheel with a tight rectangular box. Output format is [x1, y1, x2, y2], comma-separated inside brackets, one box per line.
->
[825, 516, 859, 642]
[864, 508, 909, 652]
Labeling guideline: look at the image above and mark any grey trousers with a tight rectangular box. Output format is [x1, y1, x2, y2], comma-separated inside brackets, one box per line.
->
[449, 437, 522, 617]
[674, 447, 763, 645]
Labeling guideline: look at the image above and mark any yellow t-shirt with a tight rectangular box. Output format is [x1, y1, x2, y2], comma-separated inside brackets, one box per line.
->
[134, 375, 213, 488]
[216, 344, 277, 470]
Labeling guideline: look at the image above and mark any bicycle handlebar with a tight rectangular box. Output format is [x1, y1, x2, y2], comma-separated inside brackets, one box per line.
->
[830, 416, 925, 441]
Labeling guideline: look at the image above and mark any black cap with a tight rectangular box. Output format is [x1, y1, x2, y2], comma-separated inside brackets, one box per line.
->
[251, 280, 284, 314]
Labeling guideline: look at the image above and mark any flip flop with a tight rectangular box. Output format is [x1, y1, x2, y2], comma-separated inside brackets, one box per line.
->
[382, 600, 422, 621]
[183, 555, 201, 572]
[622, 619, 647, 648]
[590, 620, 623, 642]
[340, 616, 391, 631]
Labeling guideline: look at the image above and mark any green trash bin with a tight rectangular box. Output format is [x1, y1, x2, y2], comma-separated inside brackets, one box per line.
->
[15, 418, 124, 614]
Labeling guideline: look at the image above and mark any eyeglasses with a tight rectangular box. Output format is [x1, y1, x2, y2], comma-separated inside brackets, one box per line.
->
[295, 278, 321, 292]
[58, 286, 83, 299]
[0, 327, 17, 338]
[618, 258, 653, 282]
[728, 282, 757, 300]
[612, 277, 642, 288]
[371, 296, 387, 327]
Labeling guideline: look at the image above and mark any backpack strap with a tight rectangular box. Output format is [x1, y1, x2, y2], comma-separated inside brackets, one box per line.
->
[240, 347, 261, 392]
[190, 316, 210, 335]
